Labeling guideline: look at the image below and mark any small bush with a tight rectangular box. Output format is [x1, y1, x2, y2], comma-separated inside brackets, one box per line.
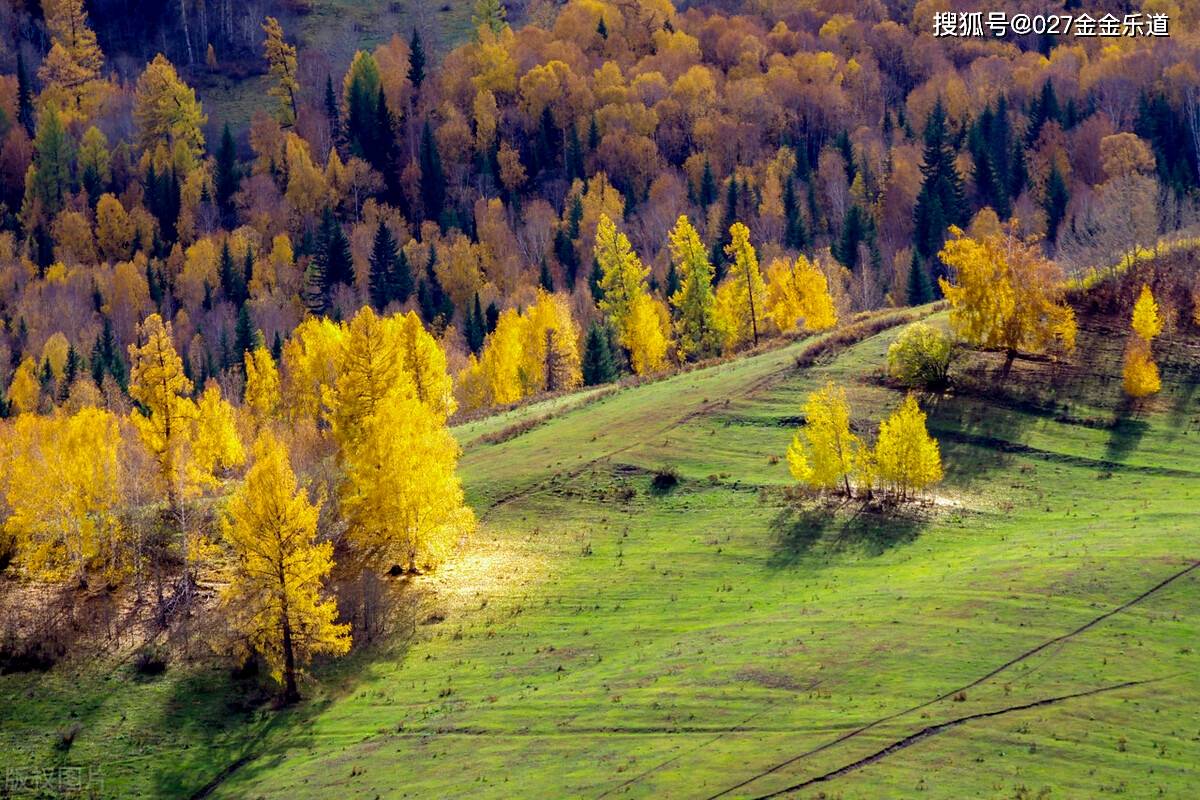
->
[887, 322, 953, 389]
[133, 645, 167, 676]
[651, 466, 679, 494]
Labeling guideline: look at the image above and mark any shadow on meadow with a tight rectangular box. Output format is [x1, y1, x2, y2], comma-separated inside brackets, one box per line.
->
[766, 501, 926, 569]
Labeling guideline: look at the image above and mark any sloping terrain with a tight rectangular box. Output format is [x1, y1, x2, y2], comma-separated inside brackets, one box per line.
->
[1, 272, 1198, 798]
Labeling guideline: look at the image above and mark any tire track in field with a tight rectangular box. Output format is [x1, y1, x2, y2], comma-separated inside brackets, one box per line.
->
[697, 559, 1200, 800]
[748, 677, 1169, 799]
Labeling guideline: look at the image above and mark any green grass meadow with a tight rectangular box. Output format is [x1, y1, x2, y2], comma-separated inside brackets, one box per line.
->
[2, 306, 1198, 798]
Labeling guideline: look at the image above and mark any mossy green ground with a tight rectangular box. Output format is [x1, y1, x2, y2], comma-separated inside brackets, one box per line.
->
[1, 307, 1198, 799]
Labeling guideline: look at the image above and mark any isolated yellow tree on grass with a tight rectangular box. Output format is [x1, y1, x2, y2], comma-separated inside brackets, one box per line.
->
[787, 381, 862, 496]
[220, 431, 349, 703]
[938, 222, 1076, 372]
[873, 395, 943, 500]
[1123, 284, 1163, 398]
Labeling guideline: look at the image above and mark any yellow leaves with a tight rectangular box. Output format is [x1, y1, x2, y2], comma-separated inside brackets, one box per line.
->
[219, 430, 349, 694]
[457, 290, 582, 410]
[244, 346, 281, 423]
[3, 407, 126, 582]
[594, 213, 649, 329]
[1100, 133, 1156, 180]
[938, 222, 1076, 357]
[262, 17, 299, 126]
[471, 25, 518, 95]
[284, 133, 331, 222]
[764, 254, 837, 335]
[720, 222, 767, 348]
[668, 215, 722, 362]
[497, 140, 528, 194]
[133, 54, 207, 168]
[95, 193, 134, 263]
[326, 306, 416, 448]
[190, 385, 245, 488]
[7, 358, 41, 414]
[341, 397, 475, 572]
[787, 381, 860, 494]
[1130, 284, 1162, 341]
[873, 394, 943, 500]
[37, 0, 107, 121]
[282, 316, 346, 423]
[1124, 284, 1164, 399]
[786, 384, 943, 501]
[473, 89, 499, 154]
[622, 292, 671, 376]
[1122, 338, 1161, 398]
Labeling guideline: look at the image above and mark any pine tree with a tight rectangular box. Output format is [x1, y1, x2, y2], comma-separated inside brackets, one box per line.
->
[234, 303, 260, 366]
[219, 240, 241, 304]
[368, 220, 399, 311]
[392, 246, 414, 304]
[566, 123, 584, 182]
[419, 119, 446, 223]
[485, 301, 500, 333]
[16, 50, 34, 136]
[324, 73, 341, 142]
[1042, 165, 1069, 244]
[906, 251, 933, 306]
[782, 177, 806, 249]
[408, 29, 426, 92]
[465, 293, 486, 353]
[833, 205, 872, 270]
[24, 106, 73, 221]
[913, 99, 967, 260]
[307, 207, 355, 313]
[539, 258, 555, 292]
[698, 159, 717, 210]
[582, 322, 617, 386]
[214, 123, 240, 221]
[220, 430, 350, 703]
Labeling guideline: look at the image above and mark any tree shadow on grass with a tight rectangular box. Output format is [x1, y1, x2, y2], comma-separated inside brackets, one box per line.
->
[766, 501, 926, 569]
[1104, 398, 1151, 466]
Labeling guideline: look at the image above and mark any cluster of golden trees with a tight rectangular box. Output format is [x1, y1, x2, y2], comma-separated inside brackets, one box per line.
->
[0, 304, 473, 699]
[787, 382, 942, 502]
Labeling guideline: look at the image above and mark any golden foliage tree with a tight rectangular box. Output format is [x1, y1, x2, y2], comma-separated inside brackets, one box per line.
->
[262, 17, 300, 127]
[38, 0, 107, 121]
[938, 222, 1076, 369]
[764, 254, 838, 334]
[128, 313, 197, 511]
[787, 381, 861, 495]
[6, 357, 40, 415]
[133, 54, 207, 168]
[667, 215, 722, 361]
[594, 213, 648, 331]
[3, 408, 126, 582]
[244, 346, 282, 424]
[1123, 284, 1164, 399]
[872, 394, 943, 500]
[219, 430, 349, 703]
[340, 397, 475, 572]
[622, 291, 671, 376]
[721, 222, 767, 348]
[96, 194, 135, 263]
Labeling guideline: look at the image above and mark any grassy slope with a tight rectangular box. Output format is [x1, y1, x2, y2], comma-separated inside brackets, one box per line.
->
[2, 302, 1198, 799]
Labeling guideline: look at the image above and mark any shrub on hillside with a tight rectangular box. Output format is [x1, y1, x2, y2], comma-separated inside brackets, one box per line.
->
[887, 323, 953, 389]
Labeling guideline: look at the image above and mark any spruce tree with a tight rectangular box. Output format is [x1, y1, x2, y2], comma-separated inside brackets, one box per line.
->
[214, 123, 240, 222]
[408, 29, 426, 92]
[218, 240, 242, 303]
[485, 301, 500, 333]
[913, 99, 967, 260]
[306, 208, 355, 314]
[783, 177, 806, 250]
[539, 258, 555, 292]
[234, 303, 260, 367]
[419, 119, 446, 223]
[906, 251, 933, 306]
[566, 123, 584, 182]
[698, 159, 717, 210]
[392, 246, 414, 304]
[16, 50, 34, 136]
[465, 293, 486, 353]
[324, 74, 341, 143]
[368, 219, 399, 311]
[1042, 165, 1069, 244]
[582, 323, 617, 386]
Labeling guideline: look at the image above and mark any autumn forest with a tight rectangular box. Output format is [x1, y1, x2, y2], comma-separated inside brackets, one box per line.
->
[1, 0, 1199, 797]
